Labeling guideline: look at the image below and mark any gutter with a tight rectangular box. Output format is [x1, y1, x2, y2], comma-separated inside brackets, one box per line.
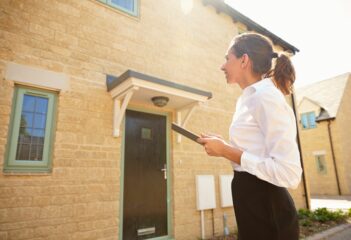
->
[327, 120, 342, 195]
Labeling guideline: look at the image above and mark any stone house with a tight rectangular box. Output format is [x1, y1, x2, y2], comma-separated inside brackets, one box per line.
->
[0, 0, 308, 239]
[296, 73, 351, 196]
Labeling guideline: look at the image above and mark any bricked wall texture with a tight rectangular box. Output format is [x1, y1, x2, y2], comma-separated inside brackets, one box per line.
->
[330, 76, 351, 195]
[0, 0, 307, 239]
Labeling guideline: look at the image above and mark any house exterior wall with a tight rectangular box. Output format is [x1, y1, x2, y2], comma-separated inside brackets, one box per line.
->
[297, 77, 351, 196]
[298, 98, 320, 115]
[297, 118, 339, 195]
[0, 0, 307, 239]
[297, 99, 339, 195]
[330, 76, 351, 194]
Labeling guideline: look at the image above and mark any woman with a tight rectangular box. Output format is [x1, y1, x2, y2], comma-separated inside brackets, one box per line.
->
[197, 33, 302, 240]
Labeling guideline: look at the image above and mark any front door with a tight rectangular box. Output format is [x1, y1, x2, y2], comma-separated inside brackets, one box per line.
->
[123, 110, 168, 239]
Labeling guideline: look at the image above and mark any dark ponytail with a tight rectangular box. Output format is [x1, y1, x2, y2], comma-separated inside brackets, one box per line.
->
[271, 53, 296, 95]
[231, 33, 296, 95]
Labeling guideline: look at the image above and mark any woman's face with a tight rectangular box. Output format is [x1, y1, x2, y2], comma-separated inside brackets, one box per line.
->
[220, 50, 244, 85]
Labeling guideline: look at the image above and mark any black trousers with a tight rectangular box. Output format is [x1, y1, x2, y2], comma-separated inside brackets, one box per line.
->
[232, 171, 299, 240]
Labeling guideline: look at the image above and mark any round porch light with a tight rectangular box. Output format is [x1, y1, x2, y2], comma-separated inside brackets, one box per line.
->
[151, 96, 169, 107]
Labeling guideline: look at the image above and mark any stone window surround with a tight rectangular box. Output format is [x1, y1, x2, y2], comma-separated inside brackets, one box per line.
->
[5, 62, 70, 92]
[313, 151, 327, 175]
[4, 62, 67, 174]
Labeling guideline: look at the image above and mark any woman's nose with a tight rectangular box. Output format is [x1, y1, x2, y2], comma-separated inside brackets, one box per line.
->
[220, 64, 225, 71]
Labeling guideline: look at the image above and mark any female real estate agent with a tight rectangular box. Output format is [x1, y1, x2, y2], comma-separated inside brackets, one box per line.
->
[198, 33, 302, 240]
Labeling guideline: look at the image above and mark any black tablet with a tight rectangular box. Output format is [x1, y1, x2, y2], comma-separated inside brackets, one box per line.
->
[171, 123, 201, 144]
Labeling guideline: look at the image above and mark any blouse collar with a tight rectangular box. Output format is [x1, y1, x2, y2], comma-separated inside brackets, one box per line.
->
[242, 78, 273, 97]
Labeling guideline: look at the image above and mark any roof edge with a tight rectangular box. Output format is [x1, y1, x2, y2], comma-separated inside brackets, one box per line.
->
[316, 117, 336, 122]
[202, 0, 299, 54]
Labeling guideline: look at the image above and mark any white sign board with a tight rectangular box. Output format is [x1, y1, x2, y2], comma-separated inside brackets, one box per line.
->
[195, 175, 216, 210]
[219, 175, 233, 208]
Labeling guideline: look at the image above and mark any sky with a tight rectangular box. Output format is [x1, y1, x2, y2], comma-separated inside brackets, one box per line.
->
[224, 0, 351, 88]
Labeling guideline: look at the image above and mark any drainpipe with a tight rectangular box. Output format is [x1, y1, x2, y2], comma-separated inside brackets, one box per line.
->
[327, 119, 341, 195]
[291, 93, 310, 209]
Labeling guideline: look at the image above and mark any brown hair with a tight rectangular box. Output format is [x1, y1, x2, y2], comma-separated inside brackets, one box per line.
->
[230, 33, 295, 95]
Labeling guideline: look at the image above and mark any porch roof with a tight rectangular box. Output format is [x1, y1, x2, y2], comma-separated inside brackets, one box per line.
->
[106, 70, 212, 137]
[107, 70, 212, 109]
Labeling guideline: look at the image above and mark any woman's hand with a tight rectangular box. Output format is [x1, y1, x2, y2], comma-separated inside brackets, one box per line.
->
[200, 132, 224, 139]
[197, 133, 228, 157]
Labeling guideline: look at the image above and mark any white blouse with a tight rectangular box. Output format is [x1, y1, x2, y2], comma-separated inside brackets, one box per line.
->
[229, 78, 302, 189]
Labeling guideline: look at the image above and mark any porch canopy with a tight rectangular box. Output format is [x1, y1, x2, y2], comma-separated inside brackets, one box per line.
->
[106, 70, 212, 137]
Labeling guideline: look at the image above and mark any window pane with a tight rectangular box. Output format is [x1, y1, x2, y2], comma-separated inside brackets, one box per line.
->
[111, 0, 134, 11]
[30, 144, 43, 161]
[22, 95, 36, 112]
[16, 143, 30, 160]
[32, 129, 45, 145]
[15, 131, 44, 161]
[21, 112, 34, 128]
[18, 127, 32, 145]
[29, 144, 37, 160]
[35, 97, 48, 114]
[21, 126, 32, 136]
[34, 114, 47, 129]
[316, 155, 327, 174]
[318, 159, 324, 171]
[15, 94, 48, 162]
[301, 114, 308, 129]
[30, 144, 44, 161]
[309, 112, 316, 128]
[37, 145, 44, 161]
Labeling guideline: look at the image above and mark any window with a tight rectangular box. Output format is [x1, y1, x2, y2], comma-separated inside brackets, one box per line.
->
[315, 155, 327, 174]
[4, 87, 57, 173]
[98, 0, 138, 16]
[301, 112, 316, 129]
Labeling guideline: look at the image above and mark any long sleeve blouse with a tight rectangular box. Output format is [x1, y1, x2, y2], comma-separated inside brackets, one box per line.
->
[229, 78, 302, 189]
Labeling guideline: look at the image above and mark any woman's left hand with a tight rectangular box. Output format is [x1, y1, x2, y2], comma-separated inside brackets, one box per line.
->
[197, 134, 228, 157]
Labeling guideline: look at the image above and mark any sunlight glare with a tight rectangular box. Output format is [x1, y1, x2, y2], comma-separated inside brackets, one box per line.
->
[181, 0, 194, 15]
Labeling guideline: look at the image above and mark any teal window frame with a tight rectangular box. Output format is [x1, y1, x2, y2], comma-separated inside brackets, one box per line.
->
[4, 87, 57, 173]
[301, 112, 316, 129]
[98, 0, 139, 16]
[315, 155, 327, 174]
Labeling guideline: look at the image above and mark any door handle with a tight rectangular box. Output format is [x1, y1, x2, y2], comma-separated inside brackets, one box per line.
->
[160, 164, 167, 180]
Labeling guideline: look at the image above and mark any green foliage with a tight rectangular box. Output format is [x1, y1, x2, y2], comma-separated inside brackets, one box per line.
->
[298, 208, 313, 219]
[298, 208, 349, 224]
[300, 218, 313, 227]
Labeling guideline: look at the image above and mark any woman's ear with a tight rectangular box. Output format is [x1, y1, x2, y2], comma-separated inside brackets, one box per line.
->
[241, 54, 249, 68]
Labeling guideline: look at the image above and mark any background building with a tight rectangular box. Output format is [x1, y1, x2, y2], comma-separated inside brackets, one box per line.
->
[296, 73, 351, 196]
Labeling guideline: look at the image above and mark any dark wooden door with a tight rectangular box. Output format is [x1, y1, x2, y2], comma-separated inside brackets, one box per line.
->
[123, 110, 167, 239]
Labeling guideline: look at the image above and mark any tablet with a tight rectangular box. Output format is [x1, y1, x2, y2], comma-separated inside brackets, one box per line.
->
[171, 123, 201, 144]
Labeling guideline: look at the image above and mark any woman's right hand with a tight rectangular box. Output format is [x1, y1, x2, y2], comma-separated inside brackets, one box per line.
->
[200, 133, 224, 139]
[197, 134, 227, 157]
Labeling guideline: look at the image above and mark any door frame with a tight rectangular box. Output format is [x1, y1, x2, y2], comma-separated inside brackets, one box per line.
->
[119, 106, 173, 240]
